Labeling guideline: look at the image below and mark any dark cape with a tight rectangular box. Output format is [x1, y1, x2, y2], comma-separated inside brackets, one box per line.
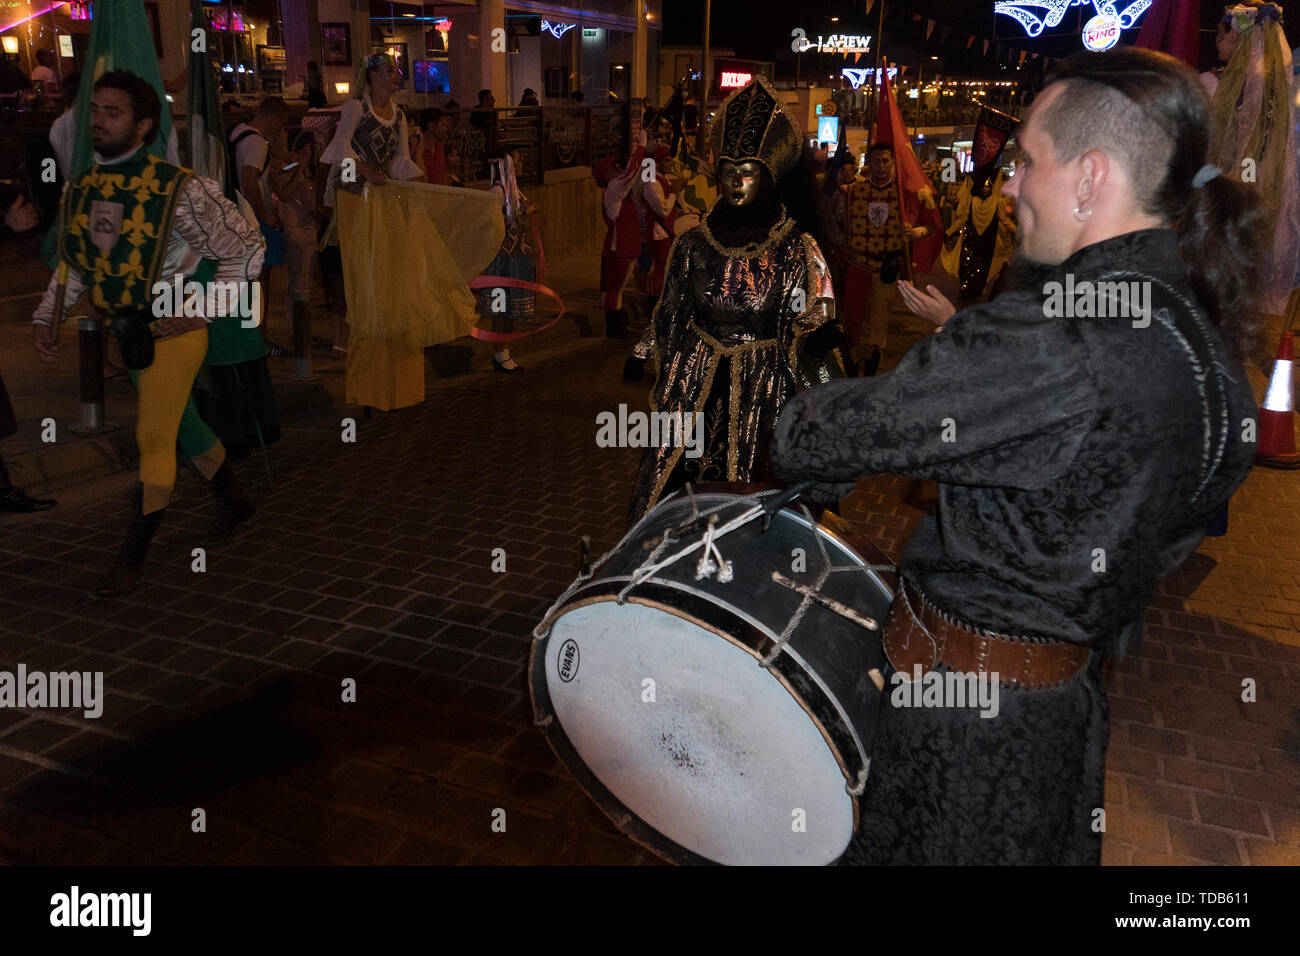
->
[628, 203, 843, 523]
[771, 229, 1257, 864]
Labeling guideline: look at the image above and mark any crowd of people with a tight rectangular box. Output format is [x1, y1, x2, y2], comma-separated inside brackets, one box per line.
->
[1, 55, 552, 574]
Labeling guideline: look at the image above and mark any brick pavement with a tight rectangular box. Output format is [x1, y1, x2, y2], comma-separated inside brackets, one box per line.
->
[0, 300, 1297, 866]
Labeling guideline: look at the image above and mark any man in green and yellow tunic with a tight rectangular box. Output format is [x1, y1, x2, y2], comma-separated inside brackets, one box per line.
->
[33, 70, 265, 597]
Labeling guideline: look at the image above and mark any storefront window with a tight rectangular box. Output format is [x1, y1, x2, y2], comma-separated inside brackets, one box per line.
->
[0, 1, 94, 100]
[203, 0, 285, 96]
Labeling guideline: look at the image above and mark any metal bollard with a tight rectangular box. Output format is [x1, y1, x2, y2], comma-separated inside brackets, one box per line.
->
[68, 317, 119, 434]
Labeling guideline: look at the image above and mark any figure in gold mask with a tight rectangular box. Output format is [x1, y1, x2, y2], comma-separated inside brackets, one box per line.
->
[623, 76, 844, 524]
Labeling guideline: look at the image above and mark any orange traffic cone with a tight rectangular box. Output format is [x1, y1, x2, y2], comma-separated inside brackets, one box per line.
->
[1256, 331, 1299, 469]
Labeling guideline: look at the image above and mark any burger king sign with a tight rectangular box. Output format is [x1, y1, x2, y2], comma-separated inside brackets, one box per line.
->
[993, 1, 1153, 51]
[1082, 13, 1122, 51]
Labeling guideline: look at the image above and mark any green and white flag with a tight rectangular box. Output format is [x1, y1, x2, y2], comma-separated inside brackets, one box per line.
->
[187, 0, 231, 196]
[68, 0, 177, 178]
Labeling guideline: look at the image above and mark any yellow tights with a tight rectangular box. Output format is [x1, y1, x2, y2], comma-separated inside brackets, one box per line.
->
[135, 327, 226, 514]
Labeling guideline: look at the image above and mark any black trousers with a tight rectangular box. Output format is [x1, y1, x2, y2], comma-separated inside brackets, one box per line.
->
[841, 654, 1108, 865]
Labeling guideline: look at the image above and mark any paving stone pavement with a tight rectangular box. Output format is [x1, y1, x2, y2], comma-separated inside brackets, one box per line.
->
[0, 304, 1296, 867]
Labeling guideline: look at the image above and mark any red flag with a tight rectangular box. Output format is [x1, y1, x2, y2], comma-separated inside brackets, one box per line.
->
[1135, 0, 1199, 69]
[873, 63, 943, 274]
[970, 105, 1019, 187]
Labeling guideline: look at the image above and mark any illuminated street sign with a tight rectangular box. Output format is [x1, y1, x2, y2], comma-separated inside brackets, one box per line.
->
[993, 0, 1151, 45]
[793, 31, 873, 55]
[841, 66, 898, 89]
[541, 20, 576, 39]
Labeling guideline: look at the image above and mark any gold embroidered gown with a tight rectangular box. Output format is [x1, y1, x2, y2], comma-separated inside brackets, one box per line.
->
[628, 207, 841, 522]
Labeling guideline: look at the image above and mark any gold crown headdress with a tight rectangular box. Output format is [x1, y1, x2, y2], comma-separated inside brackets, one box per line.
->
[708, 75, 802, 183]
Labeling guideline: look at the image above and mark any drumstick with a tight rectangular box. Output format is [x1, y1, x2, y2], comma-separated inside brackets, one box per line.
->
[771, 571, 887, 693]
[770, 571, 880, 631]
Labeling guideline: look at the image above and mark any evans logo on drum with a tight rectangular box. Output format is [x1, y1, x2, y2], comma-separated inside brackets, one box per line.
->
[558, 639, 581, 682]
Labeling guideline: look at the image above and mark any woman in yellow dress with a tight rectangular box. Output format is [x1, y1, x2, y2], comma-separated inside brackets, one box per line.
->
[320, 55, 426, 410]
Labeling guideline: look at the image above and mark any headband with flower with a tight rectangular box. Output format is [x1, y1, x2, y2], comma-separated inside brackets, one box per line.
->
[355, 53, 398, 99]
[1223, 3, 1283, 32]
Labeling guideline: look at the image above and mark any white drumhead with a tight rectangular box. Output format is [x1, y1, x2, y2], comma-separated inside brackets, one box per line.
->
[545, 599, 853, 865]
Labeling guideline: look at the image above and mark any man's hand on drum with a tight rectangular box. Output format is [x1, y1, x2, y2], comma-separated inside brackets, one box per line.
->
[898, 279, 957, 331]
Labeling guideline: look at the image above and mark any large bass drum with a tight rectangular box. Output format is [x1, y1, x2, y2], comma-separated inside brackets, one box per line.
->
[529, 488, 893, 865]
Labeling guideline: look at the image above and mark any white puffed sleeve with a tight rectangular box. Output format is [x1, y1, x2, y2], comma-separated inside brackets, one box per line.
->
[172, 177, 266, 280]
[320, 99, 363, 168]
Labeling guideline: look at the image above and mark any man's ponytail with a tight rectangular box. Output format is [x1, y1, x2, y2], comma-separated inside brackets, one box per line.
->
[1177, 173, 1269, 361]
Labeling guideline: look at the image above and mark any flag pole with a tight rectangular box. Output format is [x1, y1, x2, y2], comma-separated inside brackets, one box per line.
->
[868, 0, 885, 134]
[697, 0, 712, 156]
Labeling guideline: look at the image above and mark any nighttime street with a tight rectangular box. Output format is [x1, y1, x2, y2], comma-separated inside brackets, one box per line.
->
[0, 261, 1296, 867]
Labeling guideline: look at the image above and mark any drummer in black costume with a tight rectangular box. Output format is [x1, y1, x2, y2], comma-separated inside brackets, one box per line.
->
[771, 49, 1262, 864]
[623, 76, 844, 524]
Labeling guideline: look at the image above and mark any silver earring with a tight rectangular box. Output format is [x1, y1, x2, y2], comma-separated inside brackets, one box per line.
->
[1073, 205, 1093, 222]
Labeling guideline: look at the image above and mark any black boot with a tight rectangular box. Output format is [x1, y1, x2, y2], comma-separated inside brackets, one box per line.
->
[93, 483, 164, 598]
[0, 488, 56, 513]
[0, 457, 55, 513]
[605, 308, 630, 339]
[202, 460, 256, 544]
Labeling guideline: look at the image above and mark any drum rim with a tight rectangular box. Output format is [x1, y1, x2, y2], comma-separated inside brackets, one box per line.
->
[530, 584, 868, 866]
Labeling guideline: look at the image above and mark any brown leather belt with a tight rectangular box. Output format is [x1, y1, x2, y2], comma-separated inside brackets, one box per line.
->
[882, 579, 1092, 689]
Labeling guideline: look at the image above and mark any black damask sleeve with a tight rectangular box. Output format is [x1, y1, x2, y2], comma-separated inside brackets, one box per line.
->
[770, 293, 1099, 490]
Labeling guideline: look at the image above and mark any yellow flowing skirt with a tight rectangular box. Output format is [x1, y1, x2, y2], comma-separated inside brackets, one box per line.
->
[337, 182, 504, 410]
